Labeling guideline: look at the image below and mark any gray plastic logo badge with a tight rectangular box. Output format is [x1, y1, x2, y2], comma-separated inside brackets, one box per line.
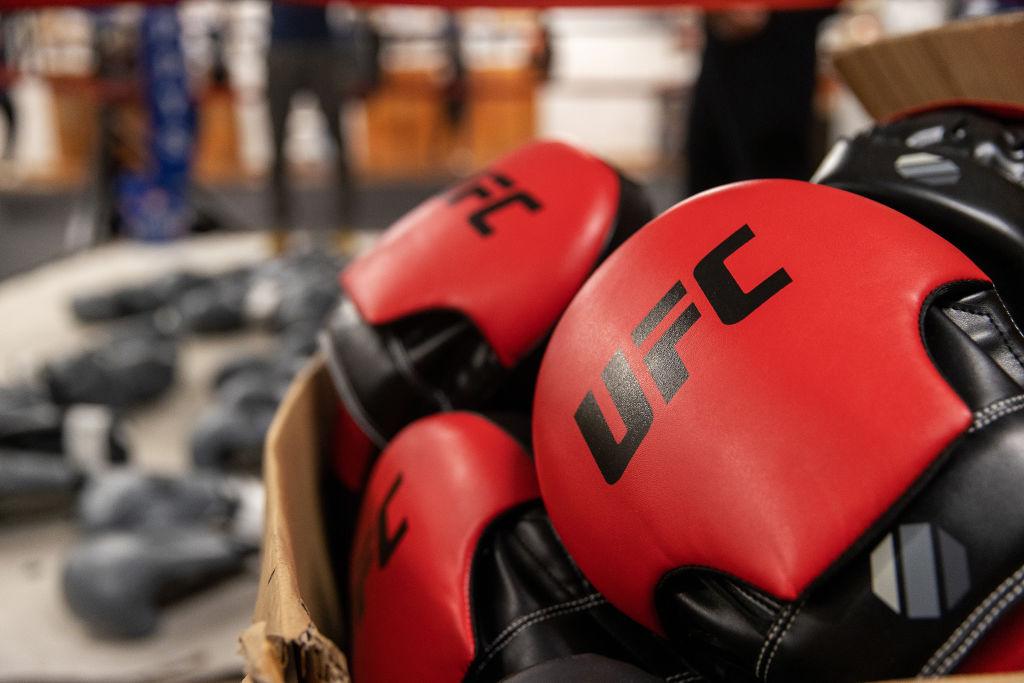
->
[870, 523, 970, 619]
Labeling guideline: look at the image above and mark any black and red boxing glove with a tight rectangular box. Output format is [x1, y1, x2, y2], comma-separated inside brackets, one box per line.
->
[348, 412, 695, 683]
[533, 180, 1024, 681]
[321, 141, 652, 448]
[813, 102, 1024, 324]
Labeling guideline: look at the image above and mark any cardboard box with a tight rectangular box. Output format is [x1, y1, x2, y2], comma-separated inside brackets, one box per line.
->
[241, 358, 1024, 683]
[834, 11, 1024, 121]
[241, 358, 351, 683]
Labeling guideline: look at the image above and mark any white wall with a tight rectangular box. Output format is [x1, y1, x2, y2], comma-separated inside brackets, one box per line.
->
[538, 9, 698, 167]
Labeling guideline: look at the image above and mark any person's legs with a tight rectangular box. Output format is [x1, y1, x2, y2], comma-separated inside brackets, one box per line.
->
[714, 10, 830, 183]
[0, 90, 15, 160]
[266, 49, 295, 231]
[746, 10, 830, 181]
[311, 50, 357, 229]
[686, 9, 831, 195]
[686, 52, 736, 195]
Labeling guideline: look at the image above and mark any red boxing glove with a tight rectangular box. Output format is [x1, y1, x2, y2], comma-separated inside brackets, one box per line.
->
[534, 180, 1024, 680]
[348, 412, 695, 683]
[321, 141, 652, 448]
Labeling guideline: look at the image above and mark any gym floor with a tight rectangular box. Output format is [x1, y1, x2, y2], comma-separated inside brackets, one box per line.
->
[0, 179, 446, 280]
[0, 234, 274, 682]
[0, 173, 683, 280]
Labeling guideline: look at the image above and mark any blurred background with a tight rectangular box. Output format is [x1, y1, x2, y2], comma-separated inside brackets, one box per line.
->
[0, 0, 1015, 681]
[3, 0, 982, 272]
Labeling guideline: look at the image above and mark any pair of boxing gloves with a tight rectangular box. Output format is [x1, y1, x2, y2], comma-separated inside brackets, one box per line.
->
[321, 104, 1024, 682]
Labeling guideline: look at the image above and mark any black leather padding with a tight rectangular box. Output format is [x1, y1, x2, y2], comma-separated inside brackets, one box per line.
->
[498, 654, 670, 683]
[923, 283, 1024, 411]
[320, 165, 654, 451]
[605, 171, 655, 257]
[814, 107, 1024, 325]
[654, 283, 1024, 681]
[321, 297, 504, 446]
[468, 502, 697, 683]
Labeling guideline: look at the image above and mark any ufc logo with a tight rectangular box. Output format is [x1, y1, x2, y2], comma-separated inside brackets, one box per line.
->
[575, 225, 791, 484]
[351, 473, 408, 622]
[447, 171, 542, 236]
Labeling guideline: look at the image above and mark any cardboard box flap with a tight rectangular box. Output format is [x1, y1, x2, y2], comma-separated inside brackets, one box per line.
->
[834, 11, 1024, 121]
[241, 357, 350, 683]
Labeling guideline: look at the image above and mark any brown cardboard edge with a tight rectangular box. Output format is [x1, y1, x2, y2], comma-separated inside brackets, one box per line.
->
[832, 11, 1024, 122]
[241, 356, 350, 683]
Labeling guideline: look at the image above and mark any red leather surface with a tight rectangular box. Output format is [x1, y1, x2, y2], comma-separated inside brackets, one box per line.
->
[341, 140, 620, 367]
[350, 412, 539, 683]
[332, 404, 375, 493]
[533, 180, 983, 632]
[957, 602, 1024, 674]
[886, 100, 1024, 124]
